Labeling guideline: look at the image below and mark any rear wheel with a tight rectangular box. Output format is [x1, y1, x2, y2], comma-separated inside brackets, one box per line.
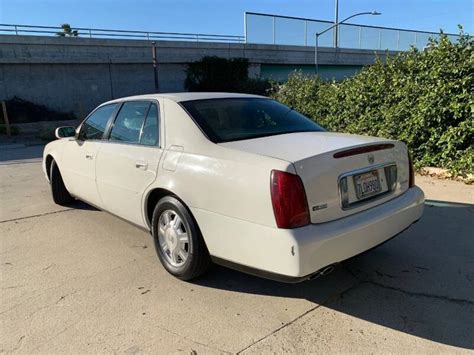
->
[50, 160, 73, 205]
[151, 196, 211, 280]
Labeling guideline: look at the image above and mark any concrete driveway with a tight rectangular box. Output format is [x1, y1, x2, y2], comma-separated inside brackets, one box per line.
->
[1, 145, 473, 353]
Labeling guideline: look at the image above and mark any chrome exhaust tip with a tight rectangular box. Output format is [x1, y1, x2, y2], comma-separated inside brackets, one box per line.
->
[308, 264, 337, 280]
[319, 264, 336, 276]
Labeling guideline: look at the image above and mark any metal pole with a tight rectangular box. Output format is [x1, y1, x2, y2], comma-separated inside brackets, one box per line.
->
[304, 20, 307, 46]
[152, 41, 159, 93]
[396, 30, 400, 50]
[244, 12, 247, 43]
[378, 28, 382, 49]
[315, 34, 319, 75]
[272, 16, 276, 44]
[334, 0, 339, 47]
[358, 26, 362, 48]
[108, 59, 114, 99]
[1, 101, 11, 137]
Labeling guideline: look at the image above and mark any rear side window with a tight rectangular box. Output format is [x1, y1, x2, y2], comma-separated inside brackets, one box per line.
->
[108, 101, 160, 146]
[140, 104, 159, 146]
[110, 101, 150, 144]
[79, 104, 118, 141]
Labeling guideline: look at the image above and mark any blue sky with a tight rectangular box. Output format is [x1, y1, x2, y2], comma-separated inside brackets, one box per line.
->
[1, 0, 472, 35]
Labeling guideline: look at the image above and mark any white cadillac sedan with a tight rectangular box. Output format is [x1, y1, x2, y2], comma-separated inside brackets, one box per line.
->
[43, 93, 424, 282]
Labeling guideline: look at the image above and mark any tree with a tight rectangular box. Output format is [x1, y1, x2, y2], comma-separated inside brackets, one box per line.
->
[56, 24, 78, 37]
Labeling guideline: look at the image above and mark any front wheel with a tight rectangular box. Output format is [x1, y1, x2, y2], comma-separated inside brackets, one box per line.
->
[50, 159, 73, 206]
[151, 196, 211, 281]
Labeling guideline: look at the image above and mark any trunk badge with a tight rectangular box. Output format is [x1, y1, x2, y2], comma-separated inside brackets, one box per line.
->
[312, 203, 328, 212]
[368, 154, 375, 164]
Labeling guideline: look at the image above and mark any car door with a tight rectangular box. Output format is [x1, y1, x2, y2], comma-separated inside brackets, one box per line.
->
[60, 103, 119, 207]
[95, 100, 163, 227]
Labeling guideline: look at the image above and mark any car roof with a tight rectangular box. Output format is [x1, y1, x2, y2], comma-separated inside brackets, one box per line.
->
[104, 92, 267, 105]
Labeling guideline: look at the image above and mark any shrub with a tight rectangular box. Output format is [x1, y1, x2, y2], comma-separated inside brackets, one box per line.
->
[0, 97, 76, 123]
[272, 31, 473, 177]
[185, 56, 270, 95]
[0, 124, 19, 135]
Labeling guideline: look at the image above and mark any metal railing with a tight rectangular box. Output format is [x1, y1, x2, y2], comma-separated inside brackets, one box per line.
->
[0, 23, 246, 43]
[245, 12, 460, 50]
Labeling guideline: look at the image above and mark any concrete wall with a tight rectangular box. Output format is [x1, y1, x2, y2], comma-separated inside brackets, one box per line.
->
[0, 35, 397, 120]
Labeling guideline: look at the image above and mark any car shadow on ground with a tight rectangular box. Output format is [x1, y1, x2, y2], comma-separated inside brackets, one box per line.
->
[195, 200, 474, 350]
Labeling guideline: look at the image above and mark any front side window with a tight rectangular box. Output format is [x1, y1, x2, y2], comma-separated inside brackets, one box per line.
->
[78, 104, 118, 141]
[181, 98, 325, 143]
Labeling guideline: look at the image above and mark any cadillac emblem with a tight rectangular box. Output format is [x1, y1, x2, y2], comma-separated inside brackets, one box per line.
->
[368, 154, 375, 164]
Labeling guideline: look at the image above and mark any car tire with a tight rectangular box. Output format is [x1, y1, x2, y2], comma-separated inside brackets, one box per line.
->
[50, 159, 74, 206]
[151, 196, 211, 281]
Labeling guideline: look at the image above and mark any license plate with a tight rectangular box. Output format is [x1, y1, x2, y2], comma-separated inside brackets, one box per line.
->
[354, 170, 381, 200]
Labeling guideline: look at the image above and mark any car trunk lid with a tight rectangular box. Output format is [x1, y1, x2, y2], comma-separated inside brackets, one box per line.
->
[220, 132, 410, 224]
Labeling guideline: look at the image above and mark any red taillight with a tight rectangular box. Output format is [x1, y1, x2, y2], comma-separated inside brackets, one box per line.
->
[408, 153, 415, 187]
[270, 170, 310, 229]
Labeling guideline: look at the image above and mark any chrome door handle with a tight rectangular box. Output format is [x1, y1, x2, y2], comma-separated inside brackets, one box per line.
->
[135, 161, 148, 170]
[85, 153, 93, 160]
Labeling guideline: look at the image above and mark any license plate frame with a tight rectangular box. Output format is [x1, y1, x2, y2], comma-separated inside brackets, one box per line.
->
[353, 170, 382, 200]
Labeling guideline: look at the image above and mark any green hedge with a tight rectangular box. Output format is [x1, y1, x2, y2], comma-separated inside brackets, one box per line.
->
[185, 56, 270, 95]
[272, 31, 473, 177]
[0, 97, 76, 123]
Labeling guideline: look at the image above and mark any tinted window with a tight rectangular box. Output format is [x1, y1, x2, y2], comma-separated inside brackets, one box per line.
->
[181, 98, 325, 143]
[140, 104, 159, 146]
[110, 101, 150, 143]
[79, 104, 118, 141]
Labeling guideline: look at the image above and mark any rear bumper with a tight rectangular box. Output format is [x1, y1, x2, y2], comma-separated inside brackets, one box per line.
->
[193, 186, 425, 282]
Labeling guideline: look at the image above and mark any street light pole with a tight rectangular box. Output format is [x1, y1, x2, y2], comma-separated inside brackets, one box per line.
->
[315, 11, 381, 75]
[334, 0, 339, 48]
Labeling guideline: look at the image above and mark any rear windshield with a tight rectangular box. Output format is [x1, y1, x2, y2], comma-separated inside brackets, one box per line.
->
[180, 98, 325, 143]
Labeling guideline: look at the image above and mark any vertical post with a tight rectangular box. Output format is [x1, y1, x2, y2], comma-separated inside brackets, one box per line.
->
[1, 101, 11, 137]
[378, 28, 382, 49]
[89, 29, 92, 38]
[333, 0, 339, 47]
[396, 30, 400, 50]
[304, 20, 307, 46]
[414, 32, 418, 48]
[14, 25, 18, 35]
[108, 59, 114, 99]
[152, 41, 159, 93]
[315, 34, 319, 75]
[244, 12, 247, 43]
[358, 26, 362, 48]
[272, 16, 276, 44]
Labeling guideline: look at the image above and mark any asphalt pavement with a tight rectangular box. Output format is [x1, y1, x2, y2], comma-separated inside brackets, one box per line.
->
[1, 144, 473, 354]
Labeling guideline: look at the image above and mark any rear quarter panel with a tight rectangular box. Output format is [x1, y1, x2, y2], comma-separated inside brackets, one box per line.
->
[144, 99, 292, 229]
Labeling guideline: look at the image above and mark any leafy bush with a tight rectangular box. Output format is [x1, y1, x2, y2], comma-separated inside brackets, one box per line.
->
[272, 31, 473, 177]
[185, 56, 271, 95]
[0, 97, 76, 123]
[0, 124, 19, 135]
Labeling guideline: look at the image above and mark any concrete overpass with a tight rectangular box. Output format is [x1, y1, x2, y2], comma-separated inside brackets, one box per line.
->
[0, 35, 395, 118]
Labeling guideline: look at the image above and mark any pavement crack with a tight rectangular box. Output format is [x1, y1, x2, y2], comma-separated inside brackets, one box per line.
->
[364, 280, 474, 306]
[2, 335, 25, 352]
[236, 279, 361, 354]
[343, 264, 474, 306]
[0, 209, 74, 224]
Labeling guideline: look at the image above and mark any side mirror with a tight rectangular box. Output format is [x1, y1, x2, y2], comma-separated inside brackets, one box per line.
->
[55, 126, 76, 139]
